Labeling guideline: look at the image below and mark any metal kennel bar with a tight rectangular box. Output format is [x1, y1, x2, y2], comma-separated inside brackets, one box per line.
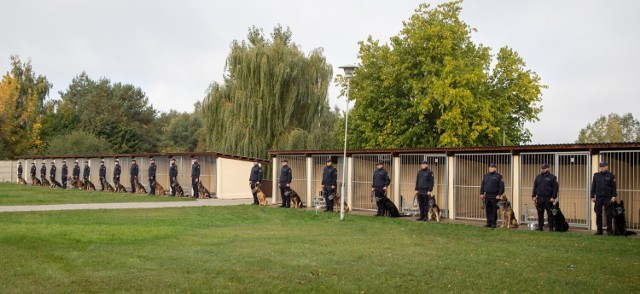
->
[398, 154, 448, 217]
[276, 155, 307, 205]
[311, 155, 344, 209]
[454, 153, 512, 220]
[600, 151, 640, 230]
[351, 154, 393, 211]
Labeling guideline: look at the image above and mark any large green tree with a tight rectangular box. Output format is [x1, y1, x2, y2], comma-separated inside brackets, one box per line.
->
[46, 129, 114, 155]
[577, 113, 640, 143]
[343, 1, 545, 148]
[202, 26, 337, 158]
[41, 72, 159, 154]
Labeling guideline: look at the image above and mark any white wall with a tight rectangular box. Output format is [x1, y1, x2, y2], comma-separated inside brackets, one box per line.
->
[216, 157, 254, 199]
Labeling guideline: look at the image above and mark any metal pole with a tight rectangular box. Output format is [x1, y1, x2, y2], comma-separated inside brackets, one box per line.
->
[340, 79, 350, 221]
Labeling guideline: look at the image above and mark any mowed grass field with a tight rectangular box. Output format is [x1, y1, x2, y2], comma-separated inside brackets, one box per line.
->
[0, 182, 193, 205]
[0, 205, 638, 293]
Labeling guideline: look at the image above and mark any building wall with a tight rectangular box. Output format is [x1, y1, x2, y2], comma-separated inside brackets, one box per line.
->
[217, 157, 254, 199]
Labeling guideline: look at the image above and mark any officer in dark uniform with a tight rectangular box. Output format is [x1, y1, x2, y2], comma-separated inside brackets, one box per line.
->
[99, 160, 107, 191]
[50, 161, 57, 183]
[113, 159, 121, 186]
[61, 160, 68, 189]
[148, 158, 157, 195]
[40, 161, 47, 185]
[249, 159, 263, 205]
[83, 161, 90, 186]
[372, 160, 391, 216]
[322, 158, 338, 212]
[17, 162, 23, 181]
[480, 163, 505, 228]
[30, 162, 37, 183]
[279, 159, 292, 207]
[169, 158, 178, 196]
[191, 157, 200, 198]
[532, 163, 559, 231]
[130, 159, 139, 194]
[72, 160, 80, 182]
[415, 160, 434, 221]
[591, 161, 617, 235]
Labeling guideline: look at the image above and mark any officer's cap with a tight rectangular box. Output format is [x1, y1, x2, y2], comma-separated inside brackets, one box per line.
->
[62, 160, 66, 163]
[18, 161, 22, 164]
[150, 158, 155, 162]
[84, 161, 88, 163]
[282, 159, 288, 163]
[100, 160, 105, 163]
[114, 159, 119, 162]
[326, 158, 333, 163]
[599, 161, 608, 167]
[489, 163, 497, 167]
[169, 158, 175, 161]
[541, 163, 550, 169]
[51, 161, 55, 164]
[73, 161, 78, 165]
[420, 160, 428, 165]
[132, 159, 136, 162]
[376, 160, 384, 165]
[41, 161, 45, 164]
[32, 162, 35, 165]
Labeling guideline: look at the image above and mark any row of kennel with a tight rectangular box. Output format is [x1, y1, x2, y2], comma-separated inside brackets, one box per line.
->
[271, 150, 640, 230]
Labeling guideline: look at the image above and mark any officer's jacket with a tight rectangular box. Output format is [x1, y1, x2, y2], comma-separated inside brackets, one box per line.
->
[279, 165, 292, 183]
[130, 164, 139, 177]
[99, 165, 107, 177]
[30, 166, 36, 176]
[480, 172, 504, 196]
[415, 168, 434, 192]
[322, 165, 337, 186]
[50, 165, 56, 179]
[83, 166, 90, 178]
[249, 165, 262, 182]
[40, 165, 46, 177]
[169, 164, 178, 179]
[114, 165, 121, 177]
[61, 164, 68, 177]
[372, 168, 390, 189]
[73, 165, 80, 177]
[191, 162, 200, 178]
[532, 172, 559, 197]
[17, 165, 22, 176]
[149, 164, 157, 179]
[591, 171, 617, 198]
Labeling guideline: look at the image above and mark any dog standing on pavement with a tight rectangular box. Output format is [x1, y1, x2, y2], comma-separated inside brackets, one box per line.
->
[427, 195, 441, 222]
[498, 195, 518, 228]
[253, 183, 268, 206]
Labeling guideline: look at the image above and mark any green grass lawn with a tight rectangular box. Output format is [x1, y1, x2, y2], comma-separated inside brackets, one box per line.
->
[0, 182, 193, 205]
[0, 205, 637, 293]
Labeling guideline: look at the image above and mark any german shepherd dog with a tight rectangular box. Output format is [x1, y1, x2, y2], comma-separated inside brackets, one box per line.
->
[41, 177, 51, 187]
[155, 182, 166, 195]
[84, 180, 96, 191]
[198, 181, 211, 198]
[285, 187, 303, 208]
[613, 201, 638, 236]
[102, 178, 115, 193]
[50, 178, 62, 188]
[550, 201, 569, 232]
[253, 183, 268, 206]
[174, 181, 185, 197]
[498, 195, 518, 228]
[135, 180, 147, 194]
[331, 191, 350, 213]
[32, 177, 42, 186]
[114, 181, 127, 193]
[427, 195, 441, 222]
[18, 177, 28, 185]
[374, 191, 401, 217]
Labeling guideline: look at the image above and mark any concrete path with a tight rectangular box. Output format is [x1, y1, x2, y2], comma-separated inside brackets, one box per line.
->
[0, 198, 253, 213]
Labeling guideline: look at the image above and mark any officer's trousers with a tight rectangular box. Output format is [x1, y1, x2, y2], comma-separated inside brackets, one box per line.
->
[594, 197, 613, 233]
[484, 197, 498, 226]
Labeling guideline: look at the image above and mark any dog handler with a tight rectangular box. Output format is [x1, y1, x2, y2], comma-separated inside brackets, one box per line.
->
[148, 158, 157, 195]
[532, 163, 558, 231]
[17, 162, 23, 183]
[279, 159, 292, 207]
[113, 159, 121, 187]
[322, 158, 338, 212]
[249, 159, 263, 205]
[30, 162, 37, 183]
[72, 160, 80, 182]
[191, 156, 200, 198]
[415, 160, 434, 222]
[130, 159, 139, 194]
[480, 163, 504, 228]
[99, 160, 107, 191]
[82, 161, 90, 186]
[50, 161, 57, 186]
[61, 160, 68, 189]
[591, 161, 617, 235]
[372, 160, 391, 216]
[169, 158, 178, 196]
[40, 161, 47, 185]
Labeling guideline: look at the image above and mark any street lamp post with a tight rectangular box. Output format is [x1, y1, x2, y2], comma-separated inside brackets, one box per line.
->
[338, 64, 358, 221]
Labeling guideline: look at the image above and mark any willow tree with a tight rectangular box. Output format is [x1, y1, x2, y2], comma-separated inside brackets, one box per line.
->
[202, 26, 336, 158]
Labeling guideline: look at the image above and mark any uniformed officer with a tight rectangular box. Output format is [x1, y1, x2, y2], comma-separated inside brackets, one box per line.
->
[322, 158, 338, 212]
[279, 159, 292, 207]
[99, 160, 107, 191]
[72, 160, 80, 182]
[50, 161, 57, 184]
[372, 160, 391, 216]
[480, 163, 505, 228]
[17, 161, 23, 182]
[113, 159, 121, 186]
[191, 157, 200, 198]
[30, 162, 37, 183]
[532, 163, 559, 231]
[61, 160, 68, 189]
[591, 161, 617, 235]
[148, 158, 157, 195]
[249, 159, 263, 205]
[130, 159, 139, 194]
[83, 161, 90, 185]
[40, 161, 47, 185]
[415, 160, 434, 221]
[169, 158, 178, 196]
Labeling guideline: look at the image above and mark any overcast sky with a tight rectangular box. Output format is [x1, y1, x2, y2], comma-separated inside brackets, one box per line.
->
[1, 0, 638, 144]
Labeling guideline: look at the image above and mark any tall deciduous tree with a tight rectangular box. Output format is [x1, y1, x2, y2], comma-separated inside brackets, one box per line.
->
[343, 1, 545, 148]
[0, 56, 51, 158]
[577, 113, 640, 143]
[202, 26, 337, 158]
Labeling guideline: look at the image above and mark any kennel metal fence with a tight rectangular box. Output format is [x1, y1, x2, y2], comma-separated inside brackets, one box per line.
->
[351, 154, 393, 211]
[398, 154, 448, 217]
[275, 155, 307, 205]
[599, 151, 640, 230]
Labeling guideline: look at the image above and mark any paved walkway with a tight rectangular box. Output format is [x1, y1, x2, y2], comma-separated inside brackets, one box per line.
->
[0, 198, 253, 213]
